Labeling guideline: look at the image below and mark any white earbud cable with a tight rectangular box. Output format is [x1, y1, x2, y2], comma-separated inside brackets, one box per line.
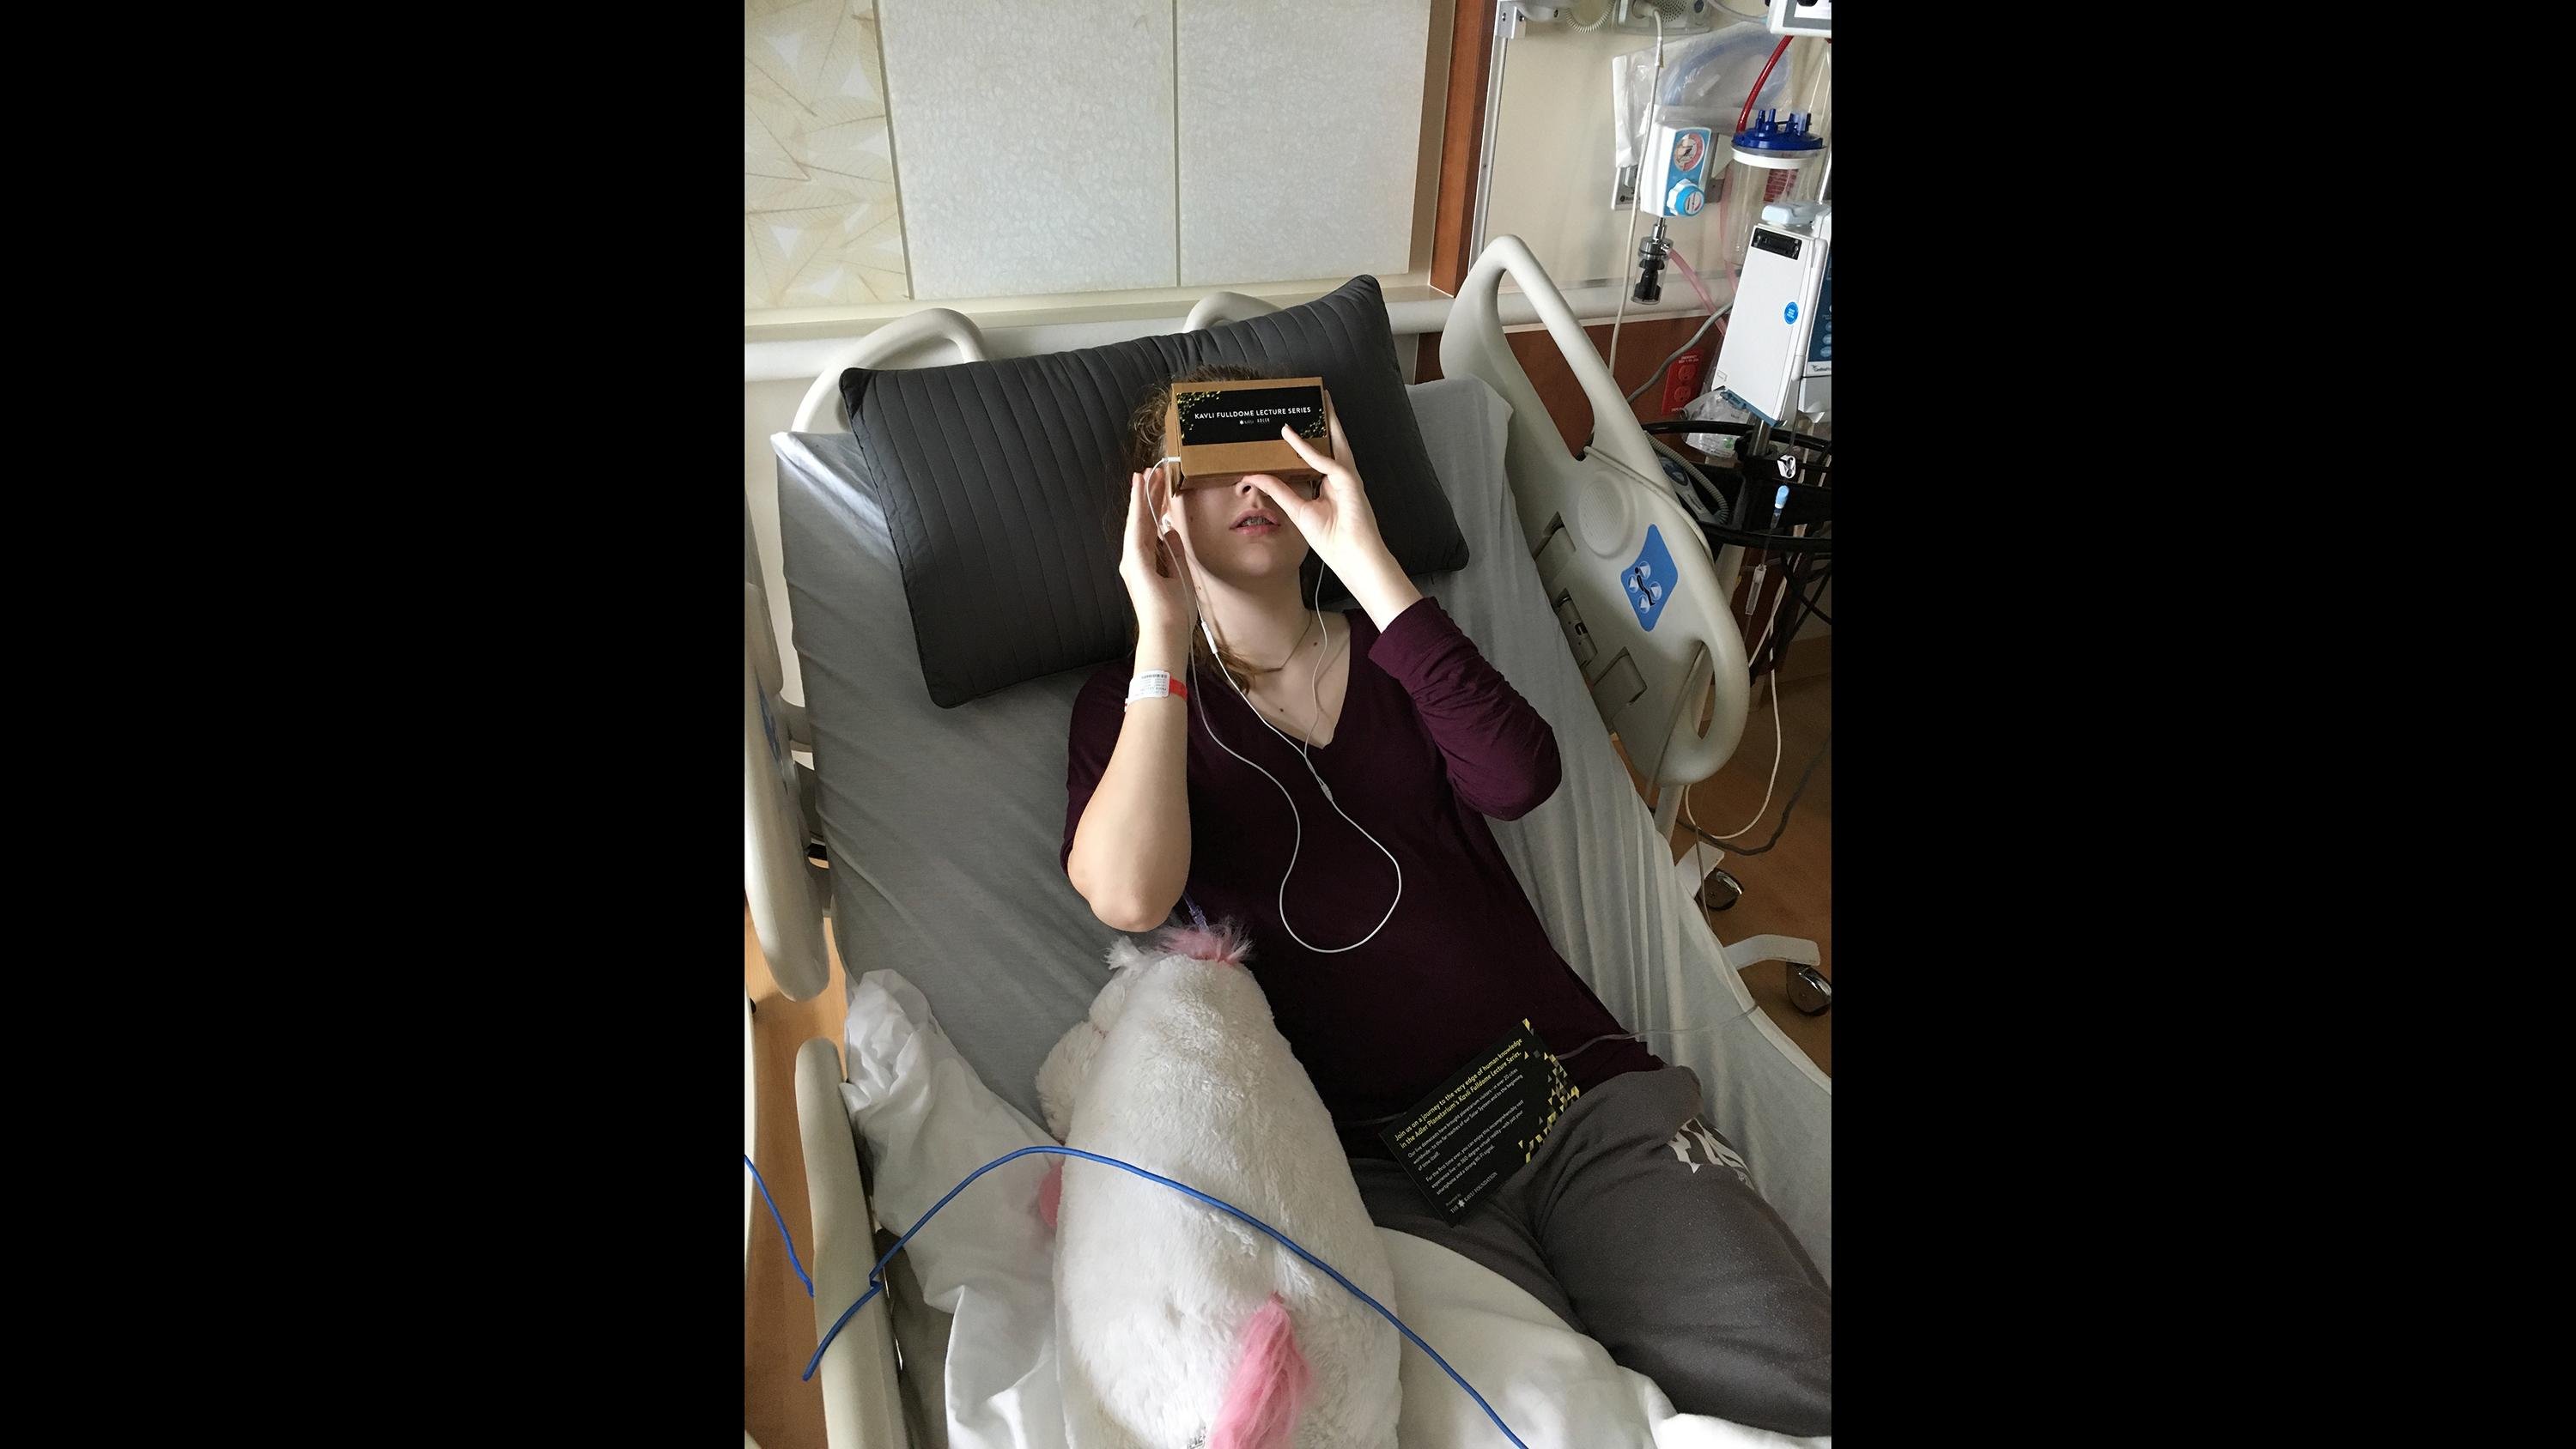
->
[1186, 567, 1402, 955]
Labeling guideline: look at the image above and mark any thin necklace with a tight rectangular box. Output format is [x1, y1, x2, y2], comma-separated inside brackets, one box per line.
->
[1211, 610, 1315, 688]
[1253, 617, 1339, 733]
[1242, 613, 1316, 672]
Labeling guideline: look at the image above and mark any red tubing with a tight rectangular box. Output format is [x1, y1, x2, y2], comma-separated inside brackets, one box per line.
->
[1737, 36, 1793, 135]
[1666, 244, 1718, 312]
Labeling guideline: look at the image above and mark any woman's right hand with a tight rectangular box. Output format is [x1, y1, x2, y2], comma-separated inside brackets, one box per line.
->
[1120, 463, 1197, 644]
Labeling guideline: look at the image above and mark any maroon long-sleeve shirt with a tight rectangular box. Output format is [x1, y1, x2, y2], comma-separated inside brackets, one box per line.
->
[1062, 597, 1659, 1155]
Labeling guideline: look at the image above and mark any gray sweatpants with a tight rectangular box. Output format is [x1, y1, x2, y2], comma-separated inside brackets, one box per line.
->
[1347, 1066, 1832, 1436]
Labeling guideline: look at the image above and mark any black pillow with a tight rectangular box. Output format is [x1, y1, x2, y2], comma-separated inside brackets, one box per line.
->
[838, 275, 1471, 707]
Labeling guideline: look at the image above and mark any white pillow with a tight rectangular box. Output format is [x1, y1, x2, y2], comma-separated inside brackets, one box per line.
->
[841, 969, 1066, 1449]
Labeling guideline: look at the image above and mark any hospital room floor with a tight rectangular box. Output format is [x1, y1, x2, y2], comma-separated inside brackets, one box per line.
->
[1643, 636, 1833, 1077]
[744, 638, 1832, 1449]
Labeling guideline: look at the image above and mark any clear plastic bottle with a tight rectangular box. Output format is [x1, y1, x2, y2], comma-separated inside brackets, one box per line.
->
[1682, 384, 1752, 458]
[1714, 109, 1824, 274]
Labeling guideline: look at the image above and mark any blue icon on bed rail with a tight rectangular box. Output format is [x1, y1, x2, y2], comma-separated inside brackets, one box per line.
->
[1625, 525, 1679, 632]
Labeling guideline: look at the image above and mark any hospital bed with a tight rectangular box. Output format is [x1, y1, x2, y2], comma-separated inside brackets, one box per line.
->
[744, 238, 1832, 1448]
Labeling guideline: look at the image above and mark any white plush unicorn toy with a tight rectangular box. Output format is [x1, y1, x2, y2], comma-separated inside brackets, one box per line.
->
[1035, 923, 1401, 1449]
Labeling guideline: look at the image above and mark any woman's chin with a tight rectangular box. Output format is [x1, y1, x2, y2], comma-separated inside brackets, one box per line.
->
[1198, 542, 1307, 587]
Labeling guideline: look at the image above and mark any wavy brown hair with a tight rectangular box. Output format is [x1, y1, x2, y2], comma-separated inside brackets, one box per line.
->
[1125, 361, 1267, 470]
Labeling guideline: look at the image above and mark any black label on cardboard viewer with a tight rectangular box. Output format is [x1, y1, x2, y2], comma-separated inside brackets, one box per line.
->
[1174, 385, 1328, 446]
[1378, 1020, 1581, 1222]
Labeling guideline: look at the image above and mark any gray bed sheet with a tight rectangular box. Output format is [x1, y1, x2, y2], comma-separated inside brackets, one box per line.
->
[775, 376, 1831, 1281]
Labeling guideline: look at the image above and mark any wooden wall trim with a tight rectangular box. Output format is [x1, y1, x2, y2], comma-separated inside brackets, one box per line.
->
[1430, 1, 1496, 295]
[1416, 313, 1723, 451]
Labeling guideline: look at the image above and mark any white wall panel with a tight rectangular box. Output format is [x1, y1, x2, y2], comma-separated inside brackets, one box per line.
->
[1175, 1, 1431, 287]
[878, 0, 1177, 299]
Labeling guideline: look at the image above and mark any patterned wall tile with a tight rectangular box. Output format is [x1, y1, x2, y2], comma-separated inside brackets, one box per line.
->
[745, 0, 909, 308]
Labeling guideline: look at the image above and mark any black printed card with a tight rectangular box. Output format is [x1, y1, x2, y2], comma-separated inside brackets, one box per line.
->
[1378, 1020, 1581, 1222]
[1173, 384, 1328, 446]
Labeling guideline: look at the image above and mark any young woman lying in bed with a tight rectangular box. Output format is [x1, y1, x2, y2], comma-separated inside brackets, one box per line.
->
[1060, 365, 1832, 1438]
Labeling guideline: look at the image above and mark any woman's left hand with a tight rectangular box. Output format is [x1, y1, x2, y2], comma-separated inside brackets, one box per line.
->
[1242, 415, 1413, 615]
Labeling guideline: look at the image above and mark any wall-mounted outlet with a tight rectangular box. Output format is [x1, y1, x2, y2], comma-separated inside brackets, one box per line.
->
[1662, 349, 1706, 414]
[1615, 2, 1722, 38]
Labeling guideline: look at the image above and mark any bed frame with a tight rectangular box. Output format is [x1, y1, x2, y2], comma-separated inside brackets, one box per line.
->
[744, 238, 1771, 1447]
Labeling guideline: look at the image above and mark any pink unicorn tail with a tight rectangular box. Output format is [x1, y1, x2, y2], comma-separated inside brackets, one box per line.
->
[1208, 1293, 1310, 1449]
[1156, 920, 1255, 967]
[1036, 1157, 1064, 1232]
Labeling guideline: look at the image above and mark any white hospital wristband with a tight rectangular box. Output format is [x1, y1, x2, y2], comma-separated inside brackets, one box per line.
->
[1125, 670, 1189, 706]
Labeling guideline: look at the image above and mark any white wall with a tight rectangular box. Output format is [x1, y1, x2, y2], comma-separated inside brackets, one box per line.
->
[754, 2, 1439, 313]
[1176, 1, 1431, 286]
[877, 0, 1178, 298]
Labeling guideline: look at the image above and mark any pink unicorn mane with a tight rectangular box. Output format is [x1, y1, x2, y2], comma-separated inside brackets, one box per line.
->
[1155, 921, 1254, 967]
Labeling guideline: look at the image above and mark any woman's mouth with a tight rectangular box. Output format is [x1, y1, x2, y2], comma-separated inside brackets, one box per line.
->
[1231, 514, 1281, 534]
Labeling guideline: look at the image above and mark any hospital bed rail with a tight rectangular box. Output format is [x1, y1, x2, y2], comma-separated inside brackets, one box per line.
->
[746, 305, 994, 1448]
[1439, 235, 1753, 837]
[746, 307, 993, 1007]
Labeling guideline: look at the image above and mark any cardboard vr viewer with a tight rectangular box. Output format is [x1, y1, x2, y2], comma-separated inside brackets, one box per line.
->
[1163, 378, 1335, 490]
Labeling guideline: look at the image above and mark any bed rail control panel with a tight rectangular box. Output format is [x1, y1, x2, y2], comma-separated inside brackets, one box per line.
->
[1589, 652, 1649, 716]
[1553, 595, 1598, 668]
[1532, 516, 1579, 585]
[1534, 520, 1601, 669]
